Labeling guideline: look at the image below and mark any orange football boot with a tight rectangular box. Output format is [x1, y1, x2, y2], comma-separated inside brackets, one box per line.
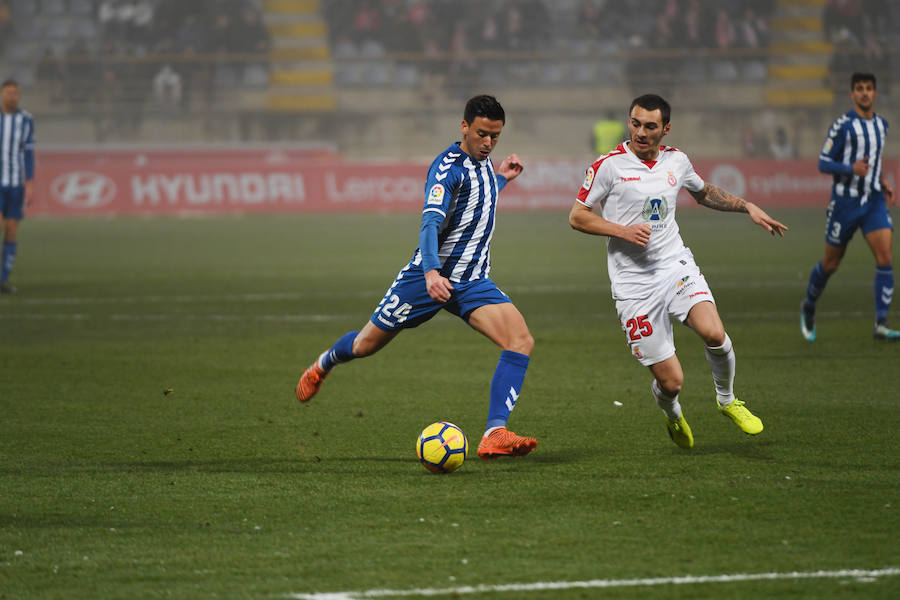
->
[296, 362, 329, 402]
[476, 427, 538, 460]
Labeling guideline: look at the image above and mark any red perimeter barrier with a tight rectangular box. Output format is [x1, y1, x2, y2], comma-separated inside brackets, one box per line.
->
[30, 149, 899, 216]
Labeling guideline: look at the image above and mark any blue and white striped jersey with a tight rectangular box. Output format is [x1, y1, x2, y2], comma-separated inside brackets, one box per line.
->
[818, 109, 888, 202]
[415, 143, 508, 283]
[0, 109, 35, 188]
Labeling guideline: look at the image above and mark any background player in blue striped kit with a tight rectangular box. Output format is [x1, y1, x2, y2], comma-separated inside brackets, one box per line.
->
[0, 79, 35, 294]
[801, 72, 898, 340]
[296, 95, 538, 459]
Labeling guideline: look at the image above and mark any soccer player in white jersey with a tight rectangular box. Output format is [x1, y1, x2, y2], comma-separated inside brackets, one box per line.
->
[0, 79, 35, 294]
[570, 94, 788, 449]
[296, 95, 538, 459]
[800, 72, 898, 341]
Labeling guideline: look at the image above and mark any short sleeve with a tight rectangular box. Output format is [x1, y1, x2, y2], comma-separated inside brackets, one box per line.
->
[576, 160, 612, 208]
[681, 155, 704, 192]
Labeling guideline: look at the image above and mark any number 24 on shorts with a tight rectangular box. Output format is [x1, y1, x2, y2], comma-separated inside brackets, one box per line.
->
[381, 294, 412, 323]
[626, 315, 653, 341]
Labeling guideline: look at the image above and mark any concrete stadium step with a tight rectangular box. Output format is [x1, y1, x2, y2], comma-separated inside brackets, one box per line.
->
[765, 0, 833, 107]
[765, 87, 833, 107]
[263, 0, 320, 13]
[767, 64, 828, 80]
[262, 0, 335, 113]
[267, 93, 337, 112]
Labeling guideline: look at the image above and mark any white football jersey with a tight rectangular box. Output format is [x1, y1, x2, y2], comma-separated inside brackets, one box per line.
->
[577, 141, 705, 300]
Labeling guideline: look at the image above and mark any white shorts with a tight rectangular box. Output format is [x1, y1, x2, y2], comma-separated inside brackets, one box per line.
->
[614, 255, 715, 367]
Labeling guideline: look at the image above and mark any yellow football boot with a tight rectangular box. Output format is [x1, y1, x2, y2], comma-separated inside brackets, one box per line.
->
[666, 416, 694, 449]
[718, 398, 763, 435]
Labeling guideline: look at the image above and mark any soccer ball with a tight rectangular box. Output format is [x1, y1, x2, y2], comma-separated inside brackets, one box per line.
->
[416, 421, 467, 474]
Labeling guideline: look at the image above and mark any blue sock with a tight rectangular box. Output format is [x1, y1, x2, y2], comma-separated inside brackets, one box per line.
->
[318, 331, 359, 371]
[804, 261, 833, 310]
[1, 241, 16, 282]
[874, 266, 893, 323]
[486, 350, 530, 430]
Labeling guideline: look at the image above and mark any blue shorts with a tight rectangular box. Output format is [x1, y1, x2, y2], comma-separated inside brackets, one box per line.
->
[370, 263, 511, 331]
[0, 186, 25, 220]
[824, 192, 893, 247]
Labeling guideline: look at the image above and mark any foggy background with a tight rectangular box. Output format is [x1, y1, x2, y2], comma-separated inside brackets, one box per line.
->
[1, 0, 897, 160]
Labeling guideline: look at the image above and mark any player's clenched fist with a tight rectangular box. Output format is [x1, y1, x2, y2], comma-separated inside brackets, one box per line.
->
[623, 223, 652, 247]
[424, 269, 453, 303]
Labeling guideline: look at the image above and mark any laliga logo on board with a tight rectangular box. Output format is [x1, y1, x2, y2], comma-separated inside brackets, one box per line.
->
[51, 171, 117, 209]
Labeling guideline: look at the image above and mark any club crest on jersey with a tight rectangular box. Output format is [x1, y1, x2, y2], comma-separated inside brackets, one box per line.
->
[582, 166, 595, 190]
[667, 171, 677, 187]
[642, 197, 668, 221]
[428, 183, 445, 205]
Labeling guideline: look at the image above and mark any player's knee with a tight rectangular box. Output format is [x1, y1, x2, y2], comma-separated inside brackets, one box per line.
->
[821, 257, 841, 272]
[704, 327, 727, 348]
[507, 331, 534, 355]
[658, 376, 682, 397]
[352, 334, 383, 357]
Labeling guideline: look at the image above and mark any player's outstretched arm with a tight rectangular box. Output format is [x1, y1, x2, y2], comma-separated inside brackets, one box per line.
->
[689, 183, 788, 237]
[496, 153, 524, 181]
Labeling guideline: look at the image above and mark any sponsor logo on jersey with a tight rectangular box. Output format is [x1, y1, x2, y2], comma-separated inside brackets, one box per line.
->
[667, 171, 677, 187]
[675, 276, 695, 296]
[582, 166, 595, 190]
[620, 176, 641, 182]
[427, 183, 445, 205]
[642, 197, 668, 221]
[689, 291, 709, 299]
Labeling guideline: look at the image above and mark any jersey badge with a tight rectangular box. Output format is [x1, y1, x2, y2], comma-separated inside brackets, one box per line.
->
[428, 183, 445, 205]
[667, 171, 677, 187]
[642, 197, 668, 221]
[823, 138, 834, 154]
[582, 166, 595, 190]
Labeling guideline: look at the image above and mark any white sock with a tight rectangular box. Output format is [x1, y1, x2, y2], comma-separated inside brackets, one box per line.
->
[705, 334, 736, 406]
[651, 379, 682, 420]
[483, 426, 502, 437]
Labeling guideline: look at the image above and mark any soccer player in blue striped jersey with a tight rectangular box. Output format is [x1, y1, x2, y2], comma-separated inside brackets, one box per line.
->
[296, 95, 538, 459]
[801, 72, 898, 341]
[0, 79, 35, 294]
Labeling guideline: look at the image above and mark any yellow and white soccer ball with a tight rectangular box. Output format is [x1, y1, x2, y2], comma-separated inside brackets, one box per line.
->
[416, 421, 467, 474]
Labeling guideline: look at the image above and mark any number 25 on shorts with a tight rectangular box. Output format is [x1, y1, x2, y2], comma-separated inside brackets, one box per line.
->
[626, 315, 653, 341]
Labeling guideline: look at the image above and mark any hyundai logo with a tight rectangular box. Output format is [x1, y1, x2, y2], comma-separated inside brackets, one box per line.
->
[50, 171, 117, 209]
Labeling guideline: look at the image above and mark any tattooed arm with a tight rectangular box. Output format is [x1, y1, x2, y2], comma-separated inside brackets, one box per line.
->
[689, 183, 747, 212]
[689, 183, 789, 236]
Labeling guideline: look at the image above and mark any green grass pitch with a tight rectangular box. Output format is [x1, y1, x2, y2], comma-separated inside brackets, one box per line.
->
[1, 208, 898, 599]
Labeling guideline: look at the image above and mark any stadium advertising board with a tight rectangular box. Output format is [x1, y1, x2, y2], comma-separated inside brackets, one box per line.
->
[32, 149, 899, 216]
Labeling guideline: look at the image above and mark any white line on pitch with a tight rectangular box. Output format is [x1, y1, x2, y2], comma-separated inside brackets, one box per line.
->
[285, 568, 900, 600]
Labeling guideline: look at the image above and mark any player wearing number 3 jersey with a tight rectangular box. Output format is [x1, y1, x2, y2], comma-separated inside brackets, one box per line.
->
[295, 95, 538, 460]
[570, 94, 788, 449]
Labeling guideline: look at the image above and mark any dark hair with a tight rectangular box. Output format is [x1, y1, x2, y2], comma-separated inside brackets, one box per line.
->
[629, 94, 671, 126]
[851, 72, 876, 90]
[464, 94, 505, 124]
[1, 79, 19, 89]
